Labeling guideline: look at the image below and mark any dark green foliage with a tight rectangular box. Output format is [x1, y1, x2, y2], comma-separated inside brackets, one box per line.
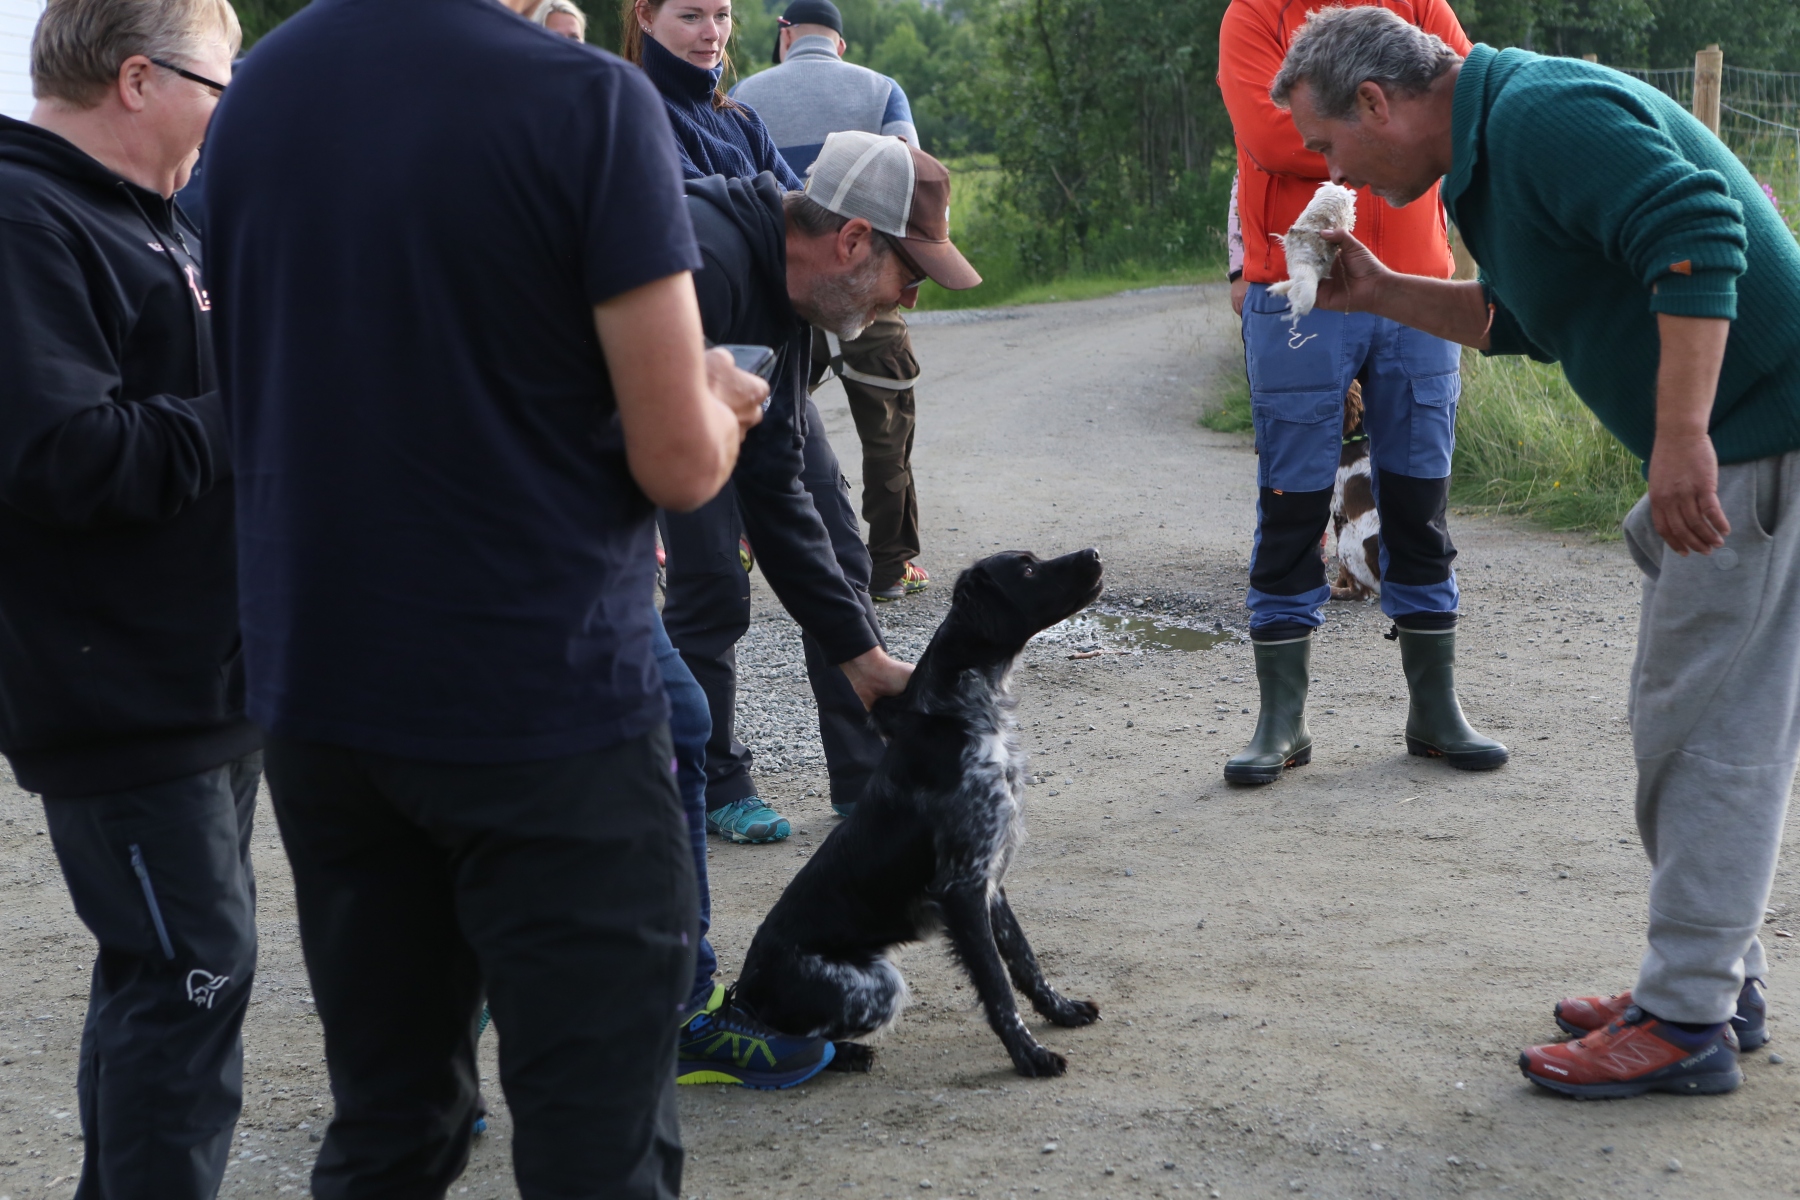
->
[961, 0, 1235, 281]
[236, 0, 311, 46]
[1448, 0, 1800, 70]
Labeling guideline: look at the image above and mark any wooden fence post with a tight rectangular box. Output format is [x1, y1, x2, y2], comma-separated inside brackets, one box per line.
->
[1581, 53, 1597, 63]
[1694, 43, 1723, 135]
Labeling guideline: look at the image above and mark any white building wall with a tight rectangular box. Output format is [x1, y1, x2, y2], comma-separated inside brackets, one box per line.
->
[0, 0, 44, 120]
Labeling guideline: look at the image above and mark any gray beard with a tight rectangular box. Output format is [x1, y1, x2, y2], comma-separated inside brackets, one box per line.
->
[796, 252, 890, 341]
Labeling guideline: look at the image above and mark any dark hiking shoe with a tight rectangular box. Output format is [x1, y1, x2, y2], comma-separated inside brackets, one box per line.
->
[677, 983, 835, 1090]
[1557, 978, 1768, 1052]
[1521, 1006, 1740, 1099]
[1224, 635, 1313, 785]
[873, 562, 929, 602]
[1394, 627, 1508, 770]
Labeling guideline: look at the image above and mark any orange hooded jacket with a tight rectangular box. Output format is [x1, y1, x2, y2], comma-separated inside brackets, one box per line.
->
[1218, 0, 1472, 284]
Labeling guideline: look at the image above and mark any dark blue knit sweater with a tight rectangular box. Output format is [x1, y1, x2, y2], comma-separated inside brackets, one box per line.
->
[640, 37, 802, 190]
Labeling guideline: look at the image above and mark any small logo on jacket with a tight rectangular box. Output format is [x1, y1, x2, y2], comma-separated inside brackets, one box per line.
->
[187, 969, 230, 1009]
[183, 264, 212, 311]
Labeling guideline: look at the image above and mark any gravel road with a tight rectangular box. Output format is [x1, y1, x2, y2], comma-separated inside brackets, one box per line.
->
[1, 285, 1795, 1199]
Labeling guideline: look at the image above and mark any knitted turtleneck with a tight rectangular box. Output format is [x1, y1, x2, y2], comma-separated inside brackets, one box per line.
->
[639, 36, 802, 189]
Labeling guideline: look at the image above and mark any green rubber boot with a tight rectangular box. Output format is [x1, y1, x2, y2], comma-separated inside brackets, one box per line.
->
[1224, 635, 1314, 785]
[1396, 627, 1509, 770]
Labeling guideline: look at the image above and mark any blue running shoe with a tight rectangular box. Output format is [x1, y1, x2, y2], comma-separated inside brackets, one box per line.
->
[677, 983, 834, 1090]
[1734, 978, 1769, 1052]
[706, 797, 790, 844]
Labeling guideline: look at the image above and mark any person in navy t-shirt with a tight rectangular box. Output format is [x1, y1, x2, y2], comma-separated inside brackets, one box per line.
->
[201, 0, 765, 1193]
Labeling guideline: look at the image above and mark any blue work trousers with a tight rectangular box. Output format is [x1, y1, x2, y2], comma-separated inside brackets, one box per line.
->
[1241, 283, 1462, 637]
[651, 609, 718, 1013]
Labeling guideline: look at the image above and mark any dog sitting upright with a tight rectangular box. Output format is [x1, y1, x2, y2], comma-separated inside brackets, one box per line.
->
[1330, 379, 1381, 601]
[736, 549, 1105, 1078]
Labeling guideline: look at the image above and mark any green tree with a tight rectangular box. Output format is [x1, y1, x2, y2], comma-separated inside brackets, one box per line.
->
[1449, 0, 1800, 68]
[972, 0, 1232, 275]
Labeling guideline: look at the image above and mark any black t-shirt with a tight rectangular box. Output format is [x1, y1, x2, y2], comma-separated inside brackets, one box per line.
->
[204, 0, 700, 761]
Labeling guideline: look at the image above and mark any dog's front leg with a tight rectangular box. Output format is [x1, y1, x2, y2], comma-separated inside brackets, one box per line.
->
[990, 888, 1100, 1028]
[935, 885, 1067, 1077]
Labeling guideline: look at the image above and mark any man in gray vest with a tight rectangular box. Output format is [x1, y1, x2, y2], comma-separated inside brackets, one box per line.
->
[732, 0, 931, 602]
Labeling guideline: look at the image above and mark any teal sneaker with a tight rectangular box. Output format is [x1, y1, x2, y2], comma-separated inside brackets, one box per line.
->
[831, 801, 856, 819]
[677, 983, 835, 1090]
[706, 797, 790, 844]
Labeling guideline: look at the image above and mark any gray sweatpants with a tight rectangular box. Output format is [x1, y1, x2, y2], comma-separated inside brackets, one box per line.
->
[1625, 450, 1800, 1024]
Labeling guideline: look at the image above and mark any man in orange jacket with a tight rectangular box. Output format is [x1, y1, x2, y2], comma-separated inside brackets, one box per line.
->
[1216, 0, 1506, 784]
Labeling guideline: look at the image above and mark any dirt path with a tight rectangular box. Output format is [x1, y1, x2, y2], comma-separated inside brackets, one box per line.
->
[2, 286, 1796, 1200]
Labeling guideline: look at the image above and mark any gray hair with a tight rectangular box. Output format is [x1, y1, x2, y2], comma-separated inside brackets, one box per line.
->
[782, 190, 896, 259]
[1269, 6, 1459, 120]
[32, 0, 241, 108]
[530, 0, 587, 40]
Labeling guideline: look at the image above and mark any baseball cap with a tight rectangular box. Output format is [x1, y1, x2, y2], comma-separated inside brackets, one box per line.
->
[803, 131, 982, 291]
[774, 0, 841, 62]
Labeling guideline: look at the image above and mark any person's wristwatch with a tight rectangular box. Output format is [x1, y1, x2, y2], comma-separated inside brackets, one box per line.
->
[1227, 269, 1243, 283]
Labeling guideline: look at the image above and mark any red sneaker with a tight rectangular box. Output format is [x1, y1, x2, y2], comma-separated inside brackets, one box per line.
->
[1520, 1007, 1741, 1099]
[1554, 990, 1635, 1037]
[1556, 980, 1769, 1051]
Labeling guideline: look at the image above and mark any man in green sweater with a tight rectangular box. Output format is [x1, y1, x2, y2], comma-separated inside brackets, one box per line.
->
[1268, 6, 1800, 1099]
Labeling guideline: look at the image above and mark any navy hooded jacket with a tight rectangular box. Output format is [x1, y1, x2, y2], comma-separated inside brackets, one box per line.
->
[642, 35, 803, 190]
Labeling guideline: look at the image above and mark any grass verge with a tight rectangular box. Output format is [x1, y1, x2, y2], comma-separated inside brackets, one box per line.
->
[1196, 351, 1644, 535]
[1199, 367, 1252, 433]
[1450, 351, 1644, 534]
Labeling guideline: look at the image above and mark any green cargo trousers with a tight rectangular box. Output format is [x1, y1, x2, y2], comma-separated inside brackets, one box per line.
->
[813, 311, 921, 592]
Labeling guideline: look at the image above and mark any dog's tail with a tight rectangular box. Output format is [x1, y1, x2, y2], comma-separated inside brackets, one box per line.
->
[739, 947, 909, 1041]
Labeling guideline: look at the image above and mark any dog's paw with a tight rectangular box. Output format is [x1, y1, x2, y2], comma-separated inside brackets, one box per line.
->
[827, 1041, 877, 1073]
[1046, 998, 1100, 1028]
[1013, 1043, 1069, 1078]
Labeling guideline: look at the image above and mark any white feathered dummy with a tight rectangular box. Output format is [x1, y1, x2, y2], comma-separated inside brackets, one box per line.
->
[1267, 183, 1358, 326]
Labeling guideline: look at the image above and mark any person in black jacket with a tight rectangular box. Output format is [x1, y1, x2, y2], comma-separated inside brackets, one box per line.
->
[670, 133, 978, 1081]
[0, 2, 252, 1198]
[668, 135, 977, 849]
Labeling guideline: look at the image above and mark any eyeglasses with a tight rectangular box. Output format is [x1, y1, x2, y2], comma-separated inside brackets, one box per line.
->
[879, 232, 928, 291]
[149, 57, 228, 96]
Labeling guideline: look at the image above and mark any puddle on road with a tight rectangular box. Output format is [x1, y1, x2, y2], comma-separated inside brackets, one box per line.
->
[1038, 611, 1233, 654]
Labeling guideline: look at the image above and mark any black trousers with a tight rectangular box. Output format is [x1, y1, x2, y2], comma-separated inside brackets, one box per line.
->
[43, 753, 261, 1200]
[660, 397, 887, 811]
[264, 729, 695, 1200]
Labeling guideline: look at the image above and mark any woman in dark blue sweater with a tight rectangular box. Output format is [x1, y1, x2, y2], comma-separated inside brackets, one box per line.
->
[621, 0, 803, 188]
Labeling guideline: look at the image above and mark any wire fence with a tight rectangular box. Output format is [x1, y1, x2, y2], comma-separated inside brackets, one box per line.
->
[1621, 63, 1800, 230]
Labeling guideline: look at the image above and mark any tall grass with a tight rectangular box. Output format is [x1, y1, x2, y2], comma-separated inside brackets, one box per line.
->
[1451, 352, 1646, 533]
[1195, 351, 1645, 534]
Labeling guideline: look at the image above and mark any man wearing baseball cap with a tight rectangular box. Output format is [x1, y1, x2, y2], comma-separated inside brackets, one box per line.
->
[672, 133, 976, 1080]
[734, 4, 938, 604]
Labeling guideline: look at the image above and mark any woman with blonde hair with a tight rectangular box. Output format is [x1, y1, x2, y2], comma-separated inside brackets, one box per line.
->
[619, 0, 800, 186]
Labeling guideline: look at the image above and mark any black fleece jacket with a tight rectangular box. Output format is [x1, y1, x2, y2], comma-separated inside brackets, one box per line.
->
[0, 116, 257, 797]
[686, 173, 878, 664]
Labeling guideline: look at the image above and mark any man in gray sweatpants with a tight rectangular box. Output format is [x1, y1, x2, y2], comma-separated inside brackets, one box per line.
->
[1269, 7, 1799, 1099]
